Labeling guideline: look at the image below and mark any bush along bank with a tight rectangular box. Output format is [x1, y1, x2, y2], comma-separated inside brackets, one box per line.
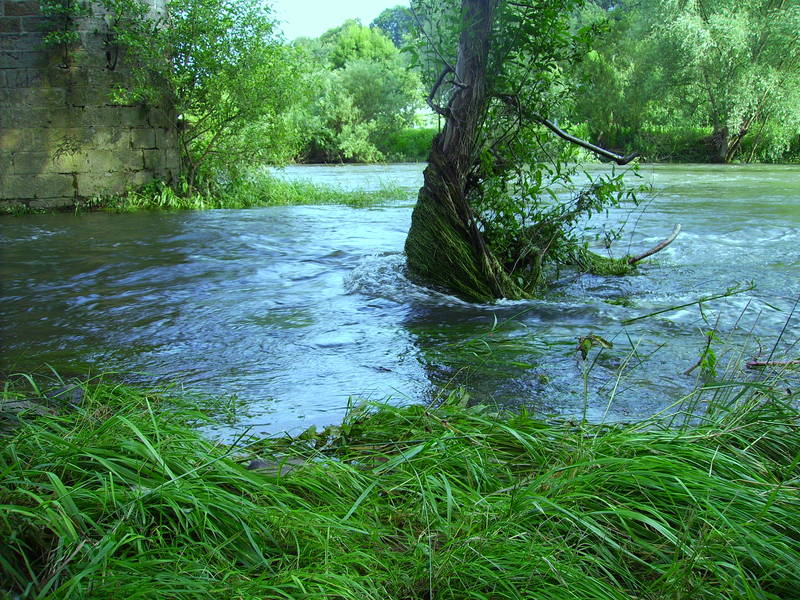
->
[1, 374, 799, 599]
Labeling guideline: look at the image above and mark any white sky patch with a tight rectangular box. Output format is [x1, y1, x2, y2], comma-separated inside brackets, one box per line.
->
[269, 0, 409, 41]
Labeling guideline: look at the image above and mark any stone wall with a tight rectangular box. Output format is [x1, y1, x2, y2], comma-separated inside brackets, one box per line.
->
[0, 0, 179, 210]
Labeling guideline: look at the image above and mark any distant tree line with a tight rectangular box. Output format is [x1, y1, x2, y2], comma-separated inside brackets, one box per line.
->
[568, 0, 800, 163]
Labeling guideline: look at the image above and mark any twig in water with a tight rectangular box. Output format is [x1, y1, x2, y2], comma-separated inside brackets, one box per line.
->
[628, 224, 681, 265]
[746, 360, 800, 369]
[622, 283, 755, 325]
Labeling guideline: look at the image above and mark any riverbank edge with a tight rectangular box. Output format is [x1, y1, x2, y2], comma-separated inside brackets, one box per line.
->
[0, 174, 409, 216]
[2, 373, 799, 599]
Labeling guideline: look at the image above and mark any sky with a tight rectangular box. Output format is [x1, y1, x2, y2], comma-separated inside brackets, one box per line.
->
[269, 0, 409, 41]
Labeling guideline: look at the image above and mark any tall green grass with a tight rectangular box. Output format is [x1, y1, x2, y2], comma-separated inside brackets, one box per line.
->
[85, 175, 407, 213]
[2, 373, 798, 599]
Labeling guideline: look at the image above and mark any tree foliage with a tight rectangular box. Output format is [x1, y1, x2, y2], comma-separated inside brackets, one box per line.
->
[370, 5, 415, 48]
[105, 0, 304, 191]
[405, 0, 637, 302]
[319, 19, 398, 69]
[293, 21, 423, 163]
[571, 0, 800, 162]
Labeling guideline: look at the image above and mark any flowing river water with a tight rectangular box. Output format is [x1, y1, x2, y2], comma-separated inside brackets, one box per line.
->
[1, 163, 798, 435]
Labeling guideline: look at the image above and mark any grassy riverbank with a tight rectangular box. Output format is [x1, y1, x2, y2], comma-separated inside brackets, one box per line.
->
[92, 175, 407, 212]
[1, 174, 407, 216]
[2, 374, 799, 599]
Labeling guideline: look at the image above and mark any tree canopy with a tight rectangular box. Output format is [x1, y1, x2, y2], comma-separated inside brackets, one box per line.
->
[105, 0, 304, 191]
[571, 0, 800, 162]
[293, 21, 424, 163]
[371, 5, 415, 48]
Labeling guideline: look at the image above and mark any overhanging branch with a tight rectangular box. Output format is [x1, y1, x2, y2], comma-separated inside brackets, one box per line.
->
[492, 94, 638, 165]
[533, 114, 639, 165]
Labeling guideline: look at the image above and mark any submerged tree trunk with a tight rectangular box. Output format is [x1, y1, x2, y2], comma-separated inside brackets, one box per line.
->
[404, 0, 523, 303]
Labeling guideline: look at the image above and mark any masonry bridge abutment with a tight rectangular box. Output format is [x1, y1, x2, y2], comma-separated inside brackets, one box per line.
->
[0, 0, 179, 210]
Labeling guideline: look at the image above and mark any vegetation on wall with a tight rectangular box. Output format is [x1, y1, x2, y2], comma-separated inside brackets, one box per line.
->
[38, 0, 91, 65]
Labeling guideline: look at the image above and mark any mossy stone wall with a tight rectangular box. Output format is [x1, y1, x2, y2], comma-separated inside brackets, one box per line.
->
[0, 0, 178, 210]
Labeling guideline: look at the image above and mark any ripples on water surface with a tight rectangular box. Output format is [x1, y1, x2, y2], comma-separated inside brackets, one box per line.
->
[1, 163, 798, 434]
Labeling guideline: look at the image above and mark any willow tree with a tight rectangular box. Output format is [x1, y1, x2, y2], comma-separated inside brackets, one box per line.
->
[405, 0, 640, 302]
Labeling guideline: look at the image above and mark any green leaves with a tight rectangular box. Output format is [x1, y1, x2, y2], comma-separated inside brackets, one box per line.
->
[293, 21, 424, 163]
[3, 373, 800, 598]
[104, 0, 305, 192]
[571, 0, 800, 163]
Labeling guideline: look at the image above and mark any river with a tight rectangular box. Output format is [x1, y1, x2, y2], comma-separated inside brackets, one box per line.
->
[1, 163, 798, 435]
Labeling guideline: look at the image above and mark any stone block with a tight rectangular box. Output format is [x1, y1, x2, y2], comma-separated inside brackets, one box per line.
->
[163, 147, 180, 170]
[70, 39, 109, 69]
[0, 49, 48, 68]
[126, 170, 158, 189]
[11, 105, 83, 129]
[29, 197, 72, 209]
[25, 127, 90, 152]
[141, 148, 160, 171]
[8, 150, 48, 174]
[87, 66, 128, 89]
[45, 65, 89, 88]
[76, 171, 129, 197]
[95, 105, 148, 127]
[3, 86, 66, 106]
[4, 1, 42, 17]
[0, 18, 22, 33]
[0, 87, 21, 104]
[0, 151, 13, 173]
[88, 148, 143, 173]
[66, 85, 110, 107]
[0, 199, 27, 211]
[90, 126, 128, 150]
[0, 128, 29, 151]
[0, 33, 31, 52]
[154, 126, 177, 148]
[41, 105, 105, 129]
[3, 67, 45, 87]
[21, 16, 52, 32]
[148, 109, 175, 129]
[0, 173, 74, 199]
[130, 128, 156, 149]
[11, 150, 91, 174]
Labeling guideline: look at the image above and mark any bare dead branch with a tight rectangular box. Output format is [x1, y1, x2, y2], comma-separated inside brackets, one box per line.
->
[628, 223, 681, 265]
[628, 224, 681, 265]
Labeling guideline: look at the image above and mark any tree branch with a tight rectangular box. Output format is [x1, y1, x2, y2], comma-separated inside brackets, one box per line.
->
[628, 224, 681, 265]
[533, 113, 639, 165]
[427, 65, 454, 117]
[492, 94, 638, 165]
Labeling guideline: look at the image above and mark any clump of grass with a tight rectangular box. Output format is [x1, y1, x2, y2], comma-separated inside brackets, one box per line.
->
[82, 174, 407, 213]
[2, 373, 799, 599]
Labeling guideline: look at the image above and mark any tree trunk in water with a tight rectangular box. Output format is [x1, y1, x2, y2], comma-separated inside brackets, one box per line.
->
[404, 0, 523, 303]
[709, 126, 730, 163]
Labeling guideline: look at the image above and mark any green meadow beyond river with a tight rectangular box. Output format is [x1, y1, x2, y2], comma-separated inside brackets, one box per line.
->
[1, 163, 798, 436]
